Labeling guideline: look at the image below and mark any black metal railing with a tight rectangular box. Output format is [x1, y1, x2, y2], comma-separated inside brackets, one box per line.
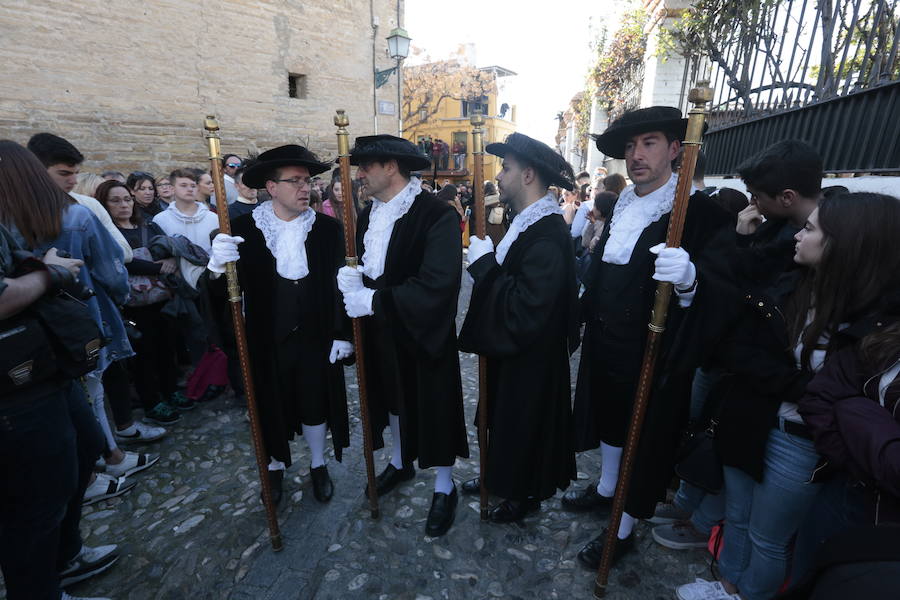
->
[695, 0, 900, 128]
[704, 79, 900, 173]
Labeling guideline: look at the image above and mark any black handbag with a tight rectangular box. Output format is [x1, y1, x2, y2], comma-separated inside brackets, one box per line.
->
[0, 290, 102, 395]
[675, 418, 724, 494]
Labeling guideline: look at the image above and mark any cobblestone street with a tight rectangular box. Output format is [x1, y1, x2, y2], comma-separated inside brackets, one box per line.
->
[5, 268, 711, 600]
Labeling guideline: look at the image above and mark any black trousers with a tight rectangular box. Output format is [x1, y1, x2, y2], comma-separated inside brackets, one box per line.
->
[123, 302, 178, 410]
[0, 381, 102, 600]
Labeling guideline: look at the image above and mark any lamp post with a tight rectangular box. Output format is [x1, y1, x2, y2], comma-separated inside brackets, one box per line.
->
[387, 27, 411, 137]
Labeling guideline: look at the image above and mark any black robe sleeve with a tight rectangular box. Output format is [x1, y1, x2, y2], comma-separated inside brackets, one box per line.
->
[459, 238, 567, 358]
[372, 209, 462, 359]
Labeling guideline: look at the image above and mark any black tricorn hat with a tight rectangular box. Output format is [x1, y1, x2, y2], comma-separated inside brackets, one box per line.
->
[486, 132, 576, 191]
[241, 144, 331, 189]
[349, 134, 431, 171]
[591, 106, 690, 159]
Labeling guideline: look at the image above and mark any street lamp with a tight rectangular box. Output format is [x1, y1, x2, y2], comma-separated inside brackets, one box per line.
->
[387, 27, 411, 137]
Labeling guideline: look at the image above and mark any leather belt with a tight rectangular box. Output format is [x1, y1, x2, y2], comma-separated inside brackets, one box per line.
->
[778, 417, 814, 441]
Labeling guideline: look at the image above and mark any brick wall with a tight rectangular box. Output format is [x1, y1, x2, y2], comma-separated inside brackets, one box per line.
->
[0, 0, 402, 175]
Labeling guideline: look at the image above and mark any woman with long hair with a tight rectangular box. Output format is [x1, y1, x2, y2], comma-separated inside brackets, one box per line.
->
[680, 193, 900, 600]
[97, 180, 184, 432]
[196, 171, 215, 209]
[0, 141, 140, 508]
[127, 171, 161, 220]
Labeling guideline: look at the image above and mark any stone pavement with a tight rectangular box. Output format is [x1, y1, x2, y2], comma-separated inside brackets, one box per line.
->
[2, 268, 712, 600]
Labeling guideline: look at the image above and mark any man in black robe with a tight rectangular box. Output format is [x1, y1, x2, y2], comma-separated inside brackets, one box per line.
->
[567, 107, 732, 568]
[207, 145, 352, 506]
[456, 133, 580, 523]
[337, 135, 468, 537]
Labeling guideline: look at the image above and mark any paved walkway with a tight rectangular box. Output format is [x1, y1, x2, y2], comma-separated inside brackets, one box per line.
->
[4, 270, 712, 600]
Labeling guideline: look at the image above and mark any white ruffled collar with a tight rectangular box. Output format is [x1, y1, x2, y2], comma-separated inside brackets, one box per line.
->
[361, 178, 422, 279]
[251, 202, 316, 280]
[601, 173, 678, 265]
[495, 194, 561, 264]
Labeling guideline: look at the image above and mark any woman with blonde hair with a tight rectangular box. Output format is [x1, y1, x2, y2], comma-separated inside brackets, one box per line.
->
[72, 172, 105, 197]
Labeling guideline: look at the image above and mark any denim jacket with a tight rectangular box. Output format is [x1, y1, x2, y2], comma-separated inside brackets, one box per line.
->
[34, 204, 133, 370]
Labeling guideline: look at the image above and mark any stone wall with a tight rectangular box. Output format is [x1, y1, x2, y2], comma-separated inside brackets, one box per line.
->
[0, 0, 402, 175]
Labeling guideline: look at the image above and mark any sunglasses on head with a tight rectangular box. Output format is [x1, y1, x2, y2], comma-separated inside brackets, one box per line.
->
[226, 163, 241, 168]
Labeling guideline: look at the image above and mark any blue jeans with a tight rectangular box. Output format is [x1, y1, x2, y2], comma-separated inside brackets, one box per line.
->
[718, 426, 822, 600]
[672, 367, 725, 535]
[674, 481, 725, 535]
[790, 473, 869, 586]
[0, 383, 78, 600]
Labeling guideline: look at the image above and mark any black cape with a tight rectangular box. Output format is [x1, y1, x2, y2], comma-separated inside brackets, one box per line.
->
[459, 213, 580, 500]
[356, 190, 469, 468]
[573, 190, 732, 518]
[231, 212, 350, 466]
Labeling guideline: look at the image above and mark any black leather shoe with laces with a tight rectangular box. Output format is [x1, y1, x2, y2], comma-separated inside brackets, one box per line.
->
[576, 528, 635, 570]
[488, 498, 541, 523]
[561, 482, 612, 513]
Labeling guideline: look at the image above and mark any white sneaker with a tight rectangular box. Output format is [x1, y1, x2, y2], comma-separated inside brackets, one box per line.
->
[676, 578, 740, 600]
[104, 451, 159, 478]
[83, 473, 136, 505]
[61, 592, 112, 600]
[114, 420, 167, 443]
[59, 543, 118, 587]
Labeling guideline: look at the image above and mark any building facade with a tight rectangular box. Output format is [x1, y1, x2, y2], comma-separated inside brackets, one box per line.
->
[402, 63, 517, 186]
[0, 0, 403, 174]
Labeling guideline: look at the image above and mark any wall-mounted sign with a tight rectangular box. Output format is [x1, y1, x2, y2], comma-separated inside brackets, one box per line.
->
[378, 100, 396, 115]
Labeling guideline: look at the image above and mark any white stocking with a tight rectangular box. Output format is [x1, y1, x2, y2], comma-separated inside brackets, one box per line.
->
[389, 412, 404, 469]
[596, 442, 622, 497]
[303, 423, 327, 468]
[434, 465, 454, 494]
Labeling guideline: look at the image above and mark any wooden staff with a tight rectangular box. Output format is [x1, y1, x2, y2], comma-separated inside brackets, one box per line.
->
[593, 82, 713, 598]
[203, 117, 283, 551]
[333, 110, 380, 519]
[469, 112, 490, 520]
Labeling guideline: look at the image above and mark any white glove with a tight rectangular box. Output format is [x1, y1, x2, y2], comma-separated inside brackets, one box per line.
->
[343, 288, 375, 318]
[649, 243, 696, 290]
[468, 235, 494, 264]
[337, 265, 364, 295]
[329, 340, 354, 363]
[208, 234, 244, 274]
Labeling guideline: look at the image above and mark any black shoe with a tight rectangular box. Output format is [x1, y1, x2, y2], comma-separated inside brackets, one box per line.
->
[488, 498, 541, 523]
[365, 463, 415, 498]
[460, 477, 480, 494]
[262, 469, 283, 506]
[425, 484, 458, 537]
[311, 465, 333, 503]
[561, 482, 612, 512]
[576, 528, 635, 570]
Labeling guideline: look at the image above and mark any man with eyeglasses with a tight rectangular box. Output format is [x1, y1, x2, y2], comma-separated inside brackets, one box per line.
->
[337, 134, 468, 537]
[207, 145, 353, 507]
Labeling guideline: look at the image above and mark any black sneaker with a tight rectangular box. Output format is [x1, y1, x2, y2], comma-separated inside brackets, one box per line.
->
[144, 401, 180, 425]
[169, 391, 196, 411]
[59, 544, 119, 587]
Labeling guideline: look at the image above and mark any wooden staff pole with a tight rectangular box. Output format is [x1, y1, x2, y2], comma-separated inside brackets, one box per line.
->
[334, 110, 380, 519]
[203, 116, 283, 552]
[469, 112, 490, 521]
[593, 82, 713, 598]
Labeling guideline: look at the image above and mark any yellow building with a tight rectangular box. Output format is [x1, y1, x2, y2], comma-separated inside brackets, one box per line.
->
[402, 64, 517, 187]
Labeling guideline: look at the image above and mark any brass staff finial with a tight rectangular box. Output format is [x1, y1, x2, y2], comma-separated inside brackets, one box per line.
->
[204, 115, 220, 134]
[469, 111, 485, 128]
[334, 109, 350, 128]
[689, 81, 714, 105]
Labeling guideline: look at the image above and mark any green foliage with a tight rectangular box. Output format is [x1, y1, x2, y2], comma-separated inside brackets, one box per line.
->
[591, 7, 649, 110]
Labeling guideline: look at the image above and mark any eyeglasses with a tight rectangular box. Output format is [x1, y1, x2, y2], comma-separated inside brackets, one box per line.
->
[157, 182, 173, 188]
[274, 177, 311, 188]
[226, 163, 241, 168]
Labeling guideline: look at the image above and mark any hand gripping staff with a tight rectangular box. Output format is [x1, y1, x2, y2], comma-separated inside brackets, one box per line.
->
[593, 83, 714, 597]
[204, 116, 283, 551]
[469, 112, 490, 520]
[334, 110, 380, 519]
